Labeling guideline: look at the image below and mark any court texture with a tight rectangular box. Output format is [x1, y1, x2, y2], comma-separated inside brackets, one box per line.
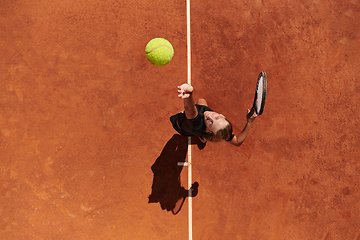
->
[1, 0, 360, 239]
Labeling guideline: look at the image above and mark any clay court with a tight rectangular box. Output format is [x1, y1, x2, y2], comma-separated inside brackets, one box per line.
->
[1, 0, 360, 239]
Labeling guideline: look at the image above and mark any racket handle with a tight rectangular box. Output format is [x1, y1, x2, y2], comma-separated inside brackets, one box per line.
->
[247, 108, 255, 117]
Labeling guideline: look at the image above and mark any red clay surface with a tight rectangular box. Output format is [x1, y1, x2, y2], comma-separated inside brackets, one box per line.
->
[1, 0, 360, 239]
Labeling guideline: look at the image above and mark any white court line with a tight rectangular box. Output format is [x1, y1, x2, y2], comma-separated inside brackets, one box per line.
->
[186, 0, 192, 239]
[187, 137, 192, 240]
[187, 0, 191, 86]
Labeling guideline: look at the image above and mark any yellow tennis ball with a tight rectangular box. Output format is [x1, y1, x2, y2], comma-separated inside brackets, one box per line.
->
[145, 38, 174, 66]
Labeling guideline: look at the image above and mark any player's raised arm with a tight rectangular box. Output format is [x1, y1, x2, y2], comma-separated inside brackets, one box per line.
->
[177, 83, 197, 119]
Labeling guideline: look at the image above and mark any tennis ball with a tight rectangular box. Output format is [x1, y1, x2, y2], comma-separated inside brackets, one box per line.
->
[145, 38, 174, 66]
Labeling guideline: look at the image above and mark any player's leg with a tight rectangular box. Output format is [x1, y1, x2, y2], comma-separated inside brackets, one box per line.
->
[196, 98, 208, 106]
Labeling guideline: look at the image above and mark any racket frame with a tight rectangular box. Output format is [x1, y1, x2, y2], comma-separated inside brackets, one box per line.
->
[252, 71, 267, 115]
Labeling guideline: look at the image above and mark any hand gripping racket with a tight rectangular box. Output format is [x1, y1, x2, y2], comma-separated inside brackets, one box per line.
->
[252, 71, 267, 115]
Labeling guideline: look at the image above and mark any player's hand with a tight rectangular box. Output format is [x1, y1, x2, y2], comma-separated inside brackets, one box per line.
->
[246, 108, 257, 123]
[177, 84, 194, 98]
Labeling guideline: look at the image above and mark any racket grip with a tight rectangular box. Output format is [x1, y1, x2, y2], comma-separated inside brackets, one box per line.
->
[247, 108, 255, 117]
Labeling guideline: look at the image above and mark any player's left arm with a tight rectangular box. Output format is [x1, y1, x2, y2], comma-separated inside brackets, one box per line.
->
[177, 84, 197, 119]
[229, 109, 257, 147]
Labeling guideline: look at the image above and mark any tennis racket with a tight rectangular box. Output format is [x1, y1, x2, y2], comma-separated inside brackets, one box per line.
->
[252, 71, 267, 115]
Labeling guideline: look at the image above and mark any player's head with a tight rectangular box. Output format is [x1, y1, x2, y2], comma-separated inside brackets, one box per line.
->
[203, 111, 233, 142]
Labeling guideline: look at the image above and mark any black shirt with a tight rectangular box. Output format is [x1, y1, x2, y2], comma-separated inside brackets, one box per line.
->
[170, 104, 213, 137]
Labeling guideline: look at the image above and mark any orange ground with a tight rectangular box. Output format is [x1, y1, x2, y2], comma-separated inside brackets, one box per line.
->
[1, 0, 360, 239]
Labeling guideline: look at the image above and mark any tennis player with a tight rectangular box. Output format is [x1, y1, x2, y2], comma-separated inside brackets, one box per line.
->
[170, 83, 257, 147]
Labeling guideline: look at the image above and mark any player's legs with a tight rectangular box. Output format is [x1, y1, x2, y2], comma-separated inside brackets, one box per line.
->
[196, 98, 208, 106]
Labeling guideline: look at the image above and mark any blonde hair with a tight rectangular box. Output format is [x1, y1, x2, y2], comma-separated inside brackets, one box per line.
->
[203, 119, 233, 142]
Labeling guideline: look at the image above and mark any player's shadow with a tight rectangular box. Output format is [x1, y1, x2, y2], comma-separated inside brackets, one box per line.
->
[148, 134, 205, 215]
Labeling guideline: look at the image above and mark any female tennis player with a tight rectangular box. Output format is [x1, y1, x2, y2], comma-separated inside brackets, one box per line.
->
[170, 83, 257, 147]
